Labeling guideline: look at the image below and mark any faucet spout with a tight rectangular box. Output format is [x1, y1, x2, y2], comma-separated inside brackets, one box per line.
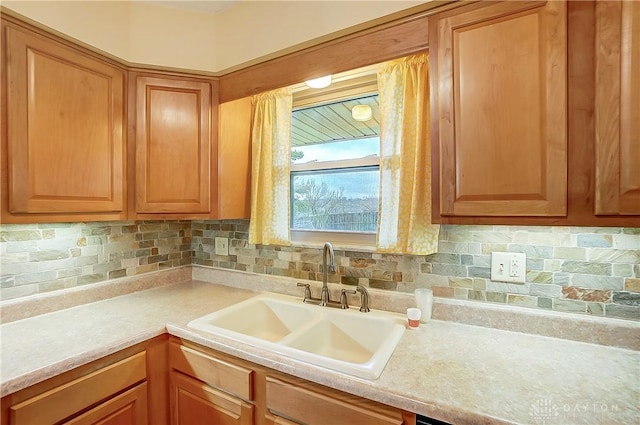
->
[321, 242, 336, 306]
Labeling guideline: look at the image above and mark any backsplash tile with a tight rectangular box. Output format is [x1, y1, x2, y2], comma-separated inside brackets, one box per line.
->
[0, 221, 191, 300]
[191, 221, 640, 321]
[2, 219, 638, 322]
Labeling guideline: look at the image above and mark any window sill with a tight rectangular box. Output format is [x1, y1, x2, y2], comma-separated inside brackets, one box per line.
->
[290, 230, 376, 252]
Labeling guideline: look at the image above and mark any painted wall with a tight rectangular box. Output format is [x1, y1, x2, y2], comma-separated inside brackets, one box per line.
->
[2, 0, 422, 73]
[127, 1, 218, 71]
[2, 1, 130, 60]
[212, 0, 424, 72]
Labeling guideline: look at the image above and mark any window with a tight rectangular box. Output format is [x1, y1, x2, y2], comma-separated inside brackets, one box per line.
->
[290, 72, 379, 247]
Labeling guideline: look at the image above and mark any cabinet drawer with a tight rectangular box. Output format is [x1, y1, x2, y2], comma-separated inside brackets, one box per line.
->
[265, 376, 404, 425]
[10, 352, 146, 425]
[169, 342, 253, 401]
[63, 382, 148, 425]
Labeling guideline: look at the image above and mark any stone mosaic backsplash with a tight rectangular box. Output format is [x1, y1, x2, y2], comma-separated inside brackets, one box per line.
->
[0, 221, 191, 300]
[191, 221, 640, 321]
[2, 219, 638, 321]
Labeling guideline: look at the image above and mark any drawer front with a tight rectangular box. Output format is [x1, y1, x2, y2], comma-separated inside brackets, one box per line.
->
[10, 352, 147, 425]
[169, 342, 253, 401]
[265, 377, 404, 425]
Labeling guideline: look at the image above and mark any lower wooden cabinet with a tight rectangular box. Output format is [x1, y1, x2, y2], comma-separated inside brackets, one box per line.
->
[265, 376, 408, 425]
[168, 338, 415, 425]
[170, 372, 254, 425]
[264, 414, 298, 425]
[64, 383, 148, 425]
[0, 336, 169, 425]
[2, 336, 414, 425]
[3, 352, 147, 425]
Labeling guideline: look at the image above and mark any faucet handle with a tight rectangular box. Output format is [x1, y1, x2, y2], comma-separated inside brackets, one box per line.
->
[297, 283, 312, 302]
[339, 289, 357, 309]
[356, 285, 370, 312]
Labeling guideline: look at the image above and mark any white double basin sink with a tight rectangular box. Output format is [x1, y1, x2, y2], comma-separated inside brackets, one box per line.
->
[187, 292, 406, 379]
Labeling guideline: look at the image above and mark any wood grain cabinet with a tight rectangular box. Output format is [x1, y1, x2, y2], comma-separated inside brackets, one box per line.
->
[169, 339, 415, 425]
[3, 353, 147, 425]
[168, 341, 254, 425]
[134, 75, 216, 217]
[217, 97, 252, 219]
[1, 22, 126, 223]
[594, 0, 640, 215]
[430, 1, 568, 218]
[265, 376, 412, 425]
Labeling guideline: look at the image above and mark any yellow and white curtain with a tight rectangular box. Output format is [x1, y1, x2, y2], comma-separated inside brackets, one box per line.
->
[376, 53, 440, 255]
[248, 88, 293, 246]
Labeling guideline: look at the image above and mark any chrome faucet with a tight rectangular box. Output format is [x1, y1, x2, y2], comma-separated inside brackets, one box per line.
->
[321, 242, 336, 306]
[296, 242, 344, 308]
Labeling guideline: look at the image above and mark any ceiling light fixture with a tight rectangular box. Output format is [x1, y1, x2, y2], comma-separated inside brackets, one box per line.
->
[305, 75, 332, 89]
[351, 104, 372, 122]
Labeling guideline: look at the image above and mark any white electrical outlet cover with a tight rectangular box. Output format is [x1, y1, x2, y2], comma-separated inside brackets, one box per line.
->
[490, 252, 526, 283]
[214, 237, 229, 256]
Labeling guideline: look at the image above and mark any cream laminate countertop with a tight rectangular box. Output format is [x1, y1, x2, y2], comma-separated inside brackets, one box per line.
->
[1, 279, 638, 425]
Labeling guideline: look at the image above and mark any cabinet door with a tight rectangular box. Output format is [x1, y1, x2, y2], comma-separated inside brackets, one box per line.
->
[135, 76, 212, 214]
[432, 1, 567, 216]
[4, 25, 125, 215]
[595, 0, 640, 215]
[63, 383, 148, 425]
[169, 372, 253, 425]
[265, 376, 405, 425]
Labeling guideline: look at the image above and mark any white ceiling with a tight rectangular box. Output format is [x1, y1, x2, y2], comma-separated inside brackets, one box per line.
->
[136, 0, 239, 15]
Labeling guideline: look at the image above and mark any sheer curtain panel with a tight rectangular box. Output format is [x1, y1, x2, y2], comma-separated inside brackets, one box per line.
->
[376, 53, 440, 254]
[248, 88, 293, 245]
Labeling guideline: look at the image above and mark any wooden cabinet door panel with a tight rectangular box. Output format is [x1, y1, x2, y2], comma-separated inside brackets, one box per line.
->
[5, 26, 125, 214]
[595, 0, 640, 215]
[63, 383, 148, 425]
[169, 372, 253, 425]
[135, 76, 211, 214]
[433, 1, 567, 216]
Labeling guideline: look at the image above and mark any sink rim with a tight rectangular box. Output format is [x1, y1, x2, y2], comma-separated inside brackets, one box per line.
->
[187, 292, 406, 379]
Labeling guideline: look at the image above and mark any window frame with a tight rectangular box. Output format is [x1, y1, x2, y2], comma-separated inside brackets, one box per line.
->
[289, 70, 380, 248]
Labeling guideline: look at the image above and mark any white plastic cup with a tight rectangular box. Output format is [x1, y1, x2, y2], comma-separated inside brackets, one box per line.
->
[414, 288, 433, 323]
[406, 307, 421, 329]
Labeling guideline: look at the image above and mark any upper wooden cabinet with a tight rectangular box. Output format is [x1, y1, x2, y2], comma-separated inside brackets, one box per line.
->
[595, 0, 640, 215]
[2, 23, 126, 223]
[217, 97, 252, 219]
[134, 75, 214, 216]
[430, 1, 567, 217]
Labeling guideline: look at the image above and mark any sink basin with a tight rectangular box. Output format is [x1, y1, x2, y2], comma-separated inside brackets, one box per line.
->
[187, 293, 406, 379]
[189, 295, 315, 342]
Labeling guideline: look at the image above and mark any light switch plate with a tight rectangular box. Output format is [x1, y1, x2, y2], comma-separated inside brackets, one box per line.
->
[214, 237, 229, 256]
[491, 252, 526, 283]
